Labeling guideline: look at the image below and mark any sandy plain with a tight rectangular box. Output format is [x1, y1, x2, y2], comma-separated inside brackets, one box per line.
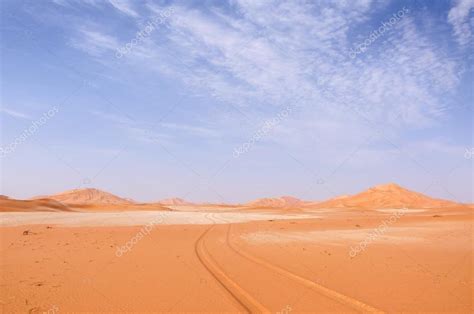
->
[0, 207, 472, 313]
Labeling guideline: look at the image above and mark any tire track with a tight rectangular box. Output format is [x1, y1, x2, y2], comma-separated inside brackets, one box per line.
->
[226, 224, 385, 314]
[195, 224, 270, 313]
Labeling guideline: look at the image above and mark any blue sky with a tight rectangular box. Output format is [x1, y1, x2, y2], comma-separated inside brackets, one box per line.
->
[1, 0, 473, 203]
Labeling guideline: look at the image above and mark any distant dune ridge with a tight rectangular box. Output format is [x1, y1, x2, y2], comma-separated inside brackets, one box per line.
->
[157, 198, 194, 206]
[0, 183, 468, 212]
[0, 197, 73, 212]
[246, 196, 307, 208]
[314, 183, 461, 209]
[32, 188, 135, 205]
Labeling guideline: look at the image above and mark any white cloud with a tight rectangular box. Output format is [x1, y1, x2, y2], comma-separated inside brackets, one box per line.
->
[68, 1, 463, 144]
[51, 0, 101, 8]
[448, 0, 474, 46]
[125, 2, 458, 128]
[71, 28, 120, 56]
[1, 108, 32, 120]
[125, 126, 171, 144]
[89, 110, 220, 141]
[160, 122, 221, 138]
[89, 110, 133, 125]
[107, 0, 138, 17]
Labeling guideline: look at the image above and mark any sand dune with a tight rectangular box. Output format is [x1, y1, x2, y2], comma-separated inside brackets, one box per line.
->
[32, 188, 135, 205]
[3, 183, 468, 213]
[26, 189, 171, 212]
[0, 197, 73, 212]
[246, 196, 308, 208]
[244, 183, 465, 210]
[314, 183, 462, 209]
[156, 197, 193, 206]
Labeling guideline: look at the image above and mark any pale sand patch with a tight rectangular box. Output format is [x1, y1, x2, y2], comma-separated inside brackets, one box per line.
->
[0, 211, 317, 227]
[375, 208, 427, 213]
[164, 205, 244, 211]
[241, 229, 421, 246]
[242, 221, 472, 249]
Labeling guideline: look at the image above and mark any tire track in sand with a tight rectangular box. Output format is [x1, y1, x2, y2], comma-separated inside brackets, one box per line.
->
[195, 224, 270, 313]
[226, 224, 385, 314]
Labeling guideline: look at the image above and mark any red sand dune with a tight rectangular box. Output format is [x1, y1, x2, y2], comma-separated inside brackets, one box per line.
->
[32, 188, 135, 205]
[314, 183, 462, 209]
[26, 189, 169, 212]
[156, 197, 193, 206]
[3, 183, 468, 213]
[0, 196, 73, 212]
[246, 196, 307, 208]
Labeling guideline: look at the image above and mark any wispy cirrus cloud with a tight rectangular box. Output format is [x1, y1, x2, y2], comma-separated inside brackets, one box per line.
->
[107, 0, 138, 18]
[160, 122, 221, 138]
[70, 28, 121, 57]
[89, 110, 133, 125]
[126, 1, 459, 127]
[448, 0, 474, 46]
[64, 0, 465, 150]
[53, 0, 137, 17]
[1, 108, 32, 120]
[89, 110, 220, 142]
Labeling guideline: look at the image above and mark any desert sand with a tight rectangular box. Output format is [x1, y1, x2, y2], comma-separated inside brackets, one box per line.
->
[31, 188, 135, 205]
[246, 196, 307, 208]
[313, 183, 462, 209]
[0, 196, 74, 213]
[0, 184, 472, 312]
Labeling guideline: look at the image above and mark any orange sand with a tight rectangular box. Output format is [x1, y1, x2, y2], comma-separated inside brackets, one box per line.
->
[0, 208, 472, 312]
